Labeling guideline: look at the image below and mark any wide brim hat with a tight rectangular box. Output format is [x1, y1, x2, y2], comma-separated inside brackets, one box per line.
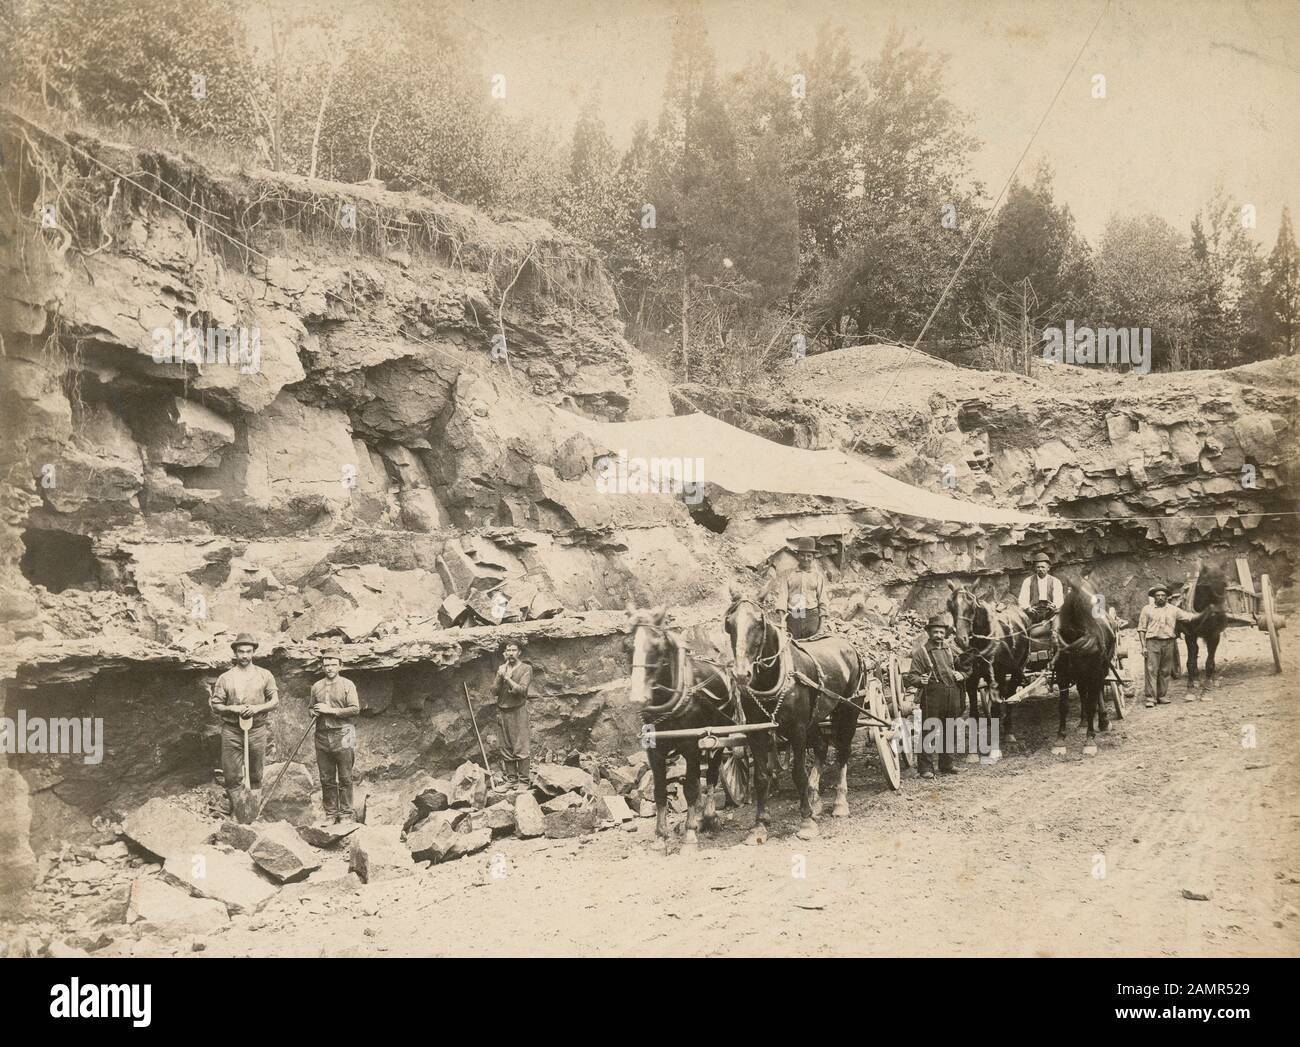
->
[925, 614, 952, 633]
[1148, 584, 1170, 597]
[1031, 552, 1052, 565]
[790, 537, 816, 553]
[230, 632, 259, 651]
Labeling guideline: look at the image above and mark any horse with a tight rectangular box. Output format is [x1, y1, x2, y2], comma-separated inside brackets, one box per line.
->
[1175, 566, 1228, 690]
[1052, 578, 1116, 755]
[724, 594, 867, 843]
[946, 582, 1030, 751]
[627, 607, 733, 851]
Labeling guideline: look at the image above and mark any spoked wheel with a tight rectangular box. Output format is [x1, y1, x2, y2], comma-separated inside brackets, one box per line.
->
[1261, 574, 1284, 674]
[721, 749, 751, 807]
[886, 654, 914, 770]
[866, 677, 902, 791]
[1106, 678, 1126, 720]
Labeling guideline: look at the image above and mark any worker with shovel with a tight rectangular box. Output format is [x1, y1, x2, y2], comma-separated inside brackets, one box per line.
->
[309, 648, 360, 822]
[210, 633, 279, 822]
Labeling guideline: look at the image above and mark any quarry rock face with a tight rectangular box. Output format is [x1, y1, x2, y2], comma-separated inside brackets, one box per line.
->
[0, 116, 1295, 883]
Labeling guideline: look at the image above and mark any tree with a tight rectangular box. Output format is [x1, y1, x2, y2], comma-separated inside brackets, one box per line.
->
[1095, 213, 1194, 370]
[1186, 185, 1265, 365]
[1261, 206, 1299, 356]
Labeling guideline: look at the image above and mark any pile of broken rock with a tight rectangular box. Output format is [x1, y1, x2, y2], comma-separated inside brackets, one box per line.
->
[6, 748, 711, 956]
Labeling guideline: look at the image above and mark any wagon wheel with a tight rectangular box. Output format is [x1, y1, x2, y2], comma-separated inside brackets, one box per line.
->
[720, 749, 751, 807]
[866, 677, 902, 791]
[1261, 574, 1283, 674]
[1106, 678, 1126, 721]
[886, 654, 914, 769]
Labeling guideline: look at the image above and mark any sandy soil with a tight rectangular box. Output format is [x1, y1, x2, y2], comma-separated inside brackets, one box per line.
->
[111, 628, 1299, 958]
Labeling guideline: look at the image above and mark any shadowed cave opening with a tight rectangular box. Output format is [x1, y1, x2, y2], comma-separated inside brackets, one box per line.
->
[20, 528, 98, 592]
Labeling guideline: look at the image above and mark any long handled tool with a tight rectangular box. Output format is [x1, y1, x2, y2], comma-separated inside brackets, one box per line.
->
[239, 716, 253, 791]
[254, 715, 317, 822]
[462, 683, 500, 788]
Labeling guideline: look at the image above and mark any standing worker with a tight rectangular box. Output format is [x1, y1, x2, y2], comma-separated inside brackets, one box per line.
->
[309, 648, 360, 823]
[907, 615, 967, 780]
[1137, 584, 1200, 708]
[210, 633, 279, 817]
[770, 536, 829, 640]
[495, 642, 533, 785]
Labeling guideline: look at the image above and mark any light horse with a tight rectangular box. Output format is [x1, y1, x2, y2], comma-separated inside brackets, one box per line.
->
[946, 581, 1030, 750]
[724, 595, 867, 843]
[627, 607, 734, 851]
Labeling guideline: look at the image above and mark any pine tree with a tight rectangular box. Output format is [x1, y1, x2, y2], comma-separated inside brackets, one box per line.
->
[1262, 206, 1300, 356]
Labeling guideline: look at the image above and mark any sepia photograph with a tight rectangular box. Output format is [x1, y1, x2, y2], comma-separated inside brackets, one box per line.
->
[0, 0, 1297, 1003]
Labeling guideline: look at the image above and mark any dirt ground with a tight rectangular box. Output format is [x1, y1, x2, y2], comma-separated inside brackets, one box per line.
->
[99, 628, 1299, 958]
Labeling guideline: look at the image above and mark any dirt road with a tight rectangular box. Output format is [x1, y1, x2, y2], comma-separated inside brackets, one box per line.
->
[132, 629, 1300, 958]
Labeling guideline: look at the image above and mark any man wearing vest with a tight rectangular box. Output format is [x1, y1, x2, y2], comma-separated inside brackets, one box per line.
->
[771, 536, 829, 641]
[907, 615, 967, 779]
[209, 633, 279, 817]
[309, 648, 361, 822]
[495, 642, 534, 785]
[1018, 552, 1064, 624]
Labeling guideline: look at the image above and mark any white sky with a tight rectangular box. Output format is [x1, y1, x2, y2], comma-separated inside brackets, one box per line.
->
[443, 0, 1299, 246]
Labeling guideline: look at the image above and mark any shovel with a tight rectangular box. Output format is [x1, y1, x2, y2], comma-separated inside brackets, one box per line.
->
[230, 715, 257, 824]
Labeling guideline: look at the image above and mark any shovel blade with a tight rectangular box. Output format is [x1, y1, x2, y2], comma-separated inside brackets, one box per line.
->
[230, 787, 259, 824]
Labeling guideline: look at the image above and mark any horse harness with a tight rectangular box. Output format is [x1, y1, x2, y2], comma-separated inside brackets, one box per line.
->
[730, 598, 891, 730]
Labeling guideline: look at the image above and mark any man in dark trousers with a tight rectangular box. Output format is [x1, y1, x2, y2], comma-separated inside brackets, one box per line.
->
[770, 536, 829, 640]
[209, 633, 279, 818]
[495, 642, 533, 785]
[309, 648, 360, 822]
[908, 615, 966, 780]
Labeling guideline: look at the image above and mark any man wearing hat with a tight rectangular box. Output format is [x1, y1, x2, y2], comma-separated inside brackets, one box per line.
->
[309, 648, 361, 822]
[1018, 552, 1064, 624]
[906, 614, 966, 779]
[495, 641, 534, 784]
[209, 634, 279, 813]
[770, 537, 829, 641]
[1137, 584, 1200, 707]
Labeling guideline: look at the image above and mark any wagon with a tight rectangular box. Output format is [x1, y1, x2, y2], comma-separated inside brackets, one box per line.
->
[1175, 556, 1286, 674]
[689, 651, 911, 805]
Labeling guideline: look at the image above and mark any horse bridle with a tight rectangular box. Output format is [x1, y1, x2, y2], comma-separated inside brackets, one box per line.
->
[633, 618, 738, 724]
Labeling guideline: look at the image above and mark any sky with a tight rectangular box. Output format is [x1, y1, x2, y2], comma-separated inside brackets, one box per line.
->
[439, 0, 1299, 246]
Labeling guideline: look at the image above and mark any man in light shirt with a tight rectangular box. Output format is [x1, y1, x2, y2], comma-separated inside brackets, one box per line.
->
[770, 537, 829, 640]
[1017, 552, 1064, 624]
[209, 633, 279, 817]
[309, 648, 361, 822]
[1137, 584, 1200, 707]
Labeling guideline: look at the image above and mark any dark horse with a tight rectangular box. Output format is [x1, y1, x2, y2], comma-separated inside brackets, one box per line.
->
[1052, 578, 1116, 755]
[946, 582, 1030, 750]
[627, 608, 733, 851]
[724, 595, 867, 843]
[1175, 566, 1228, 690]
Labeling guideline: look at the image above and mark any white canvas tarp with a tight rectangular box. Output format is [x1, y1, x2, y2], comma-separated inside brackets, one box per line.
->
[584, 412, 1050, 526]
